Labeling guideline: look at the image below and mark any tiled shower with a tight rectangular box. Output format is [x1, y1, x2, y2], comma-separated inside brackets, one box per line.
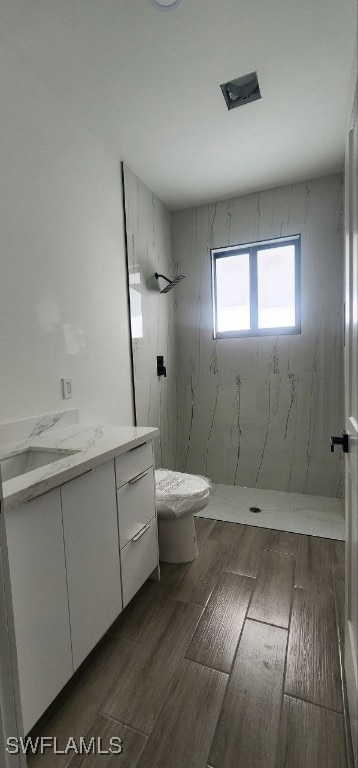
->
[124, 164, 344, 500]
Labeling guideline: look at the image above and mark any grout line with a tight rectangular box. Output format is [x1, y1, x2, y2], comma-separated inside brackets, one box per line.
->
[66, 711, 148, 768]
[337, 641, 355, 768]
[273, 546, 296, 768]
[245, 563, 261, 618]
[223, 527, 268, 580]
[220, 535, 266, 677]
[184, 581, 254, 677]
[99, 710, 149, 738]
[246, 616, 290, 631]
[98, 710, 148, 737]
[209, 554, 258, 686]
[225, 581, 254, 678]
[185, 569, 256, 682]
[241, 531, 279, 622]
[108, 630, 142, 645]
[330, 544, 343, 653]
[183, 655, 232, 677]
[329, 541, 354, 768]
[205, 530, 289, 768]
[190, 538, 257, 767]
[181, 656, 230, 678]
[285, 587, 345, 717]
[283, 692, 345, 717]
[170, 595, 208, 608]
[221, 569, 257, 580]
[253, 527, 270, 579]
[115, 600, 207, 741]
[330, 545, 345, 648]
[264, 546, 298, 556]
[181, 627, 233, 766]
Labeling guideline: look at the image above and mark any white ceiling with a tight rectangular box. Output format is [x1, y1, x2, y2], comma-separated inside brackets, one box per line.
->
[0, 0, 356, 209]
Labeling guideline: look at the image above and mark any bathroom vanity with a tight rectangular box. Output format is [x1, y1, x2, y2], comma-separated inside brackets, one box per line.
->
[0, 422, 159, 736]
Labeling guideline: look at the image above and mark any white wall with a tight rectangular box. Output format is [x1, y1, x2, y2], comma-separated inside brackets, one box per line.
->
[172, 175, 345, 497]
[0, 47, 133, 426]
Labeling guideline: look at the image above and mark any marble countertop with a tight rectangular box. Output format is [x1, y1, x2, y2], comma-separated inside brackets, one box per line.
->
[0, 423, 159, 510]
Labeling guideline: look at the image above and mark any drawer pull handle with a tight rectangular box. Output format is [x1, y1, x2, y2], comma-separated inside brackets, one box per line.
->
[26, 471, 94, 501]
[26, 487, 55, 502]
[26, 468, 93, 504]
[129, 470, 148, 485]
[132, 523, 151, 542]
[129, 442, 147, 452]
[60, 468, 93, 489]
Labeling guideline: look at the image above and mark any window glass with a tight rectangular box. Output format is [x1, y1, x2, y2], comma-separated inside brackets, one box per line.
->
[257, 245, 296, 329]
[216, 253, 250, 332]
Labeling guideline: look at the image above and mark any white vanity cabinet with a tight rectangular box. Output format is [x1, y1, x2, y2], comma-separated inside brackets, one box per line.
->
[120, 518, 158, 606]
[61, 461, 122, 670]
[5, 488, 73, 735]
[4, 436, 158, 734]
[116, 466, 156, 548]
[115, 444, 158, 607]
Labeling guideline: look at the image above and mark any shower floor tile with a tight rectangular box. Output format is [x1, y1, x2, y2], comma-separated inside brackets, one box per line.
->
[197, 483, 344, 540]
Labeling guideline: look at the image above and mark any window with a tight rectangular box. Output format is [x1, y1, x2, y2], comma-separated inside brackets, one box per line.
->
[211, 235, 301, 338]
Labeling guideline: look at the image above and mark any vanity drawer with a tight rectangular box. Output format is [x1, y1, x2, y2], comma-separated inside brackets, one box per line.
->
[116, 467, 156, 549]
[120, 516, 158, 607]
[115, 441, 153, 488]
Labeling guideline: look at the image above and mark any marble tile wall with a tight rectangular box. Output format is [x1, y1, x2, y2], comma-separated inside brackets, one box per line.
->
[123, 165, 179, 470]
[172, 175, 345, 497]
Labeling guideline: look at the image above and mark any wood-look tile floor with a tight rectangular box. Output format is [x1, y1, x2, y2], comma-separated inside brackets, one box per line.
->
[28, 519, 347, 768]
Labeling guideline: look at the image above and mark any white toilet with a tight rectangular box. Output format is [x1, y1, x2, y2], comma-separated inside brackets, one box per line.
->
[155, 469, 211, 563]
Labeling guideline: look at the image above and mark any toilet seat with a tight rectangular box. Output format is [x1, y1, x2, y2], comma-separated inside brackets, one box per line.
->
[154, 469, 211, 563]
[155, 469, 210, 519]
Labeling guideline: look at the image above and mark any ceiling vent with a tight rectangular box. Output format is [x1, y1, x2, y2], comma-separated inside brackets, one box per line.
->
[220, 72, 261, 110]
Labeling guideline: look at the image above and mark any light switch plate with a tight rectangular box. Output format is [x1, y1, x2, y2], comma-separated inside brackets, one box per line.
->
[62, 378, 73, 399]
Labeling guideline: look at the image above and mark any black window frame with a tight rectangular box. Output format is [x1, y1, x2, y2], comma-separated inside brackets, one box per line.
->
[211, 234, 301, 339]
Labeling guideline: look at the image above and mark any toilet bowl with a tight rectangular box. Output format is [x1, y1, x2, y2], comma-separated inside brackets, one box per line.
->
[155, 469, 211, 563]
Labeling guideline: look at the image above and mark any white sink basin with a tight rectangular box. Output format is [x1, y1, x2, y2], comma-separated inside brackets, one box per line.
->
[0, 448, 80, 482]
